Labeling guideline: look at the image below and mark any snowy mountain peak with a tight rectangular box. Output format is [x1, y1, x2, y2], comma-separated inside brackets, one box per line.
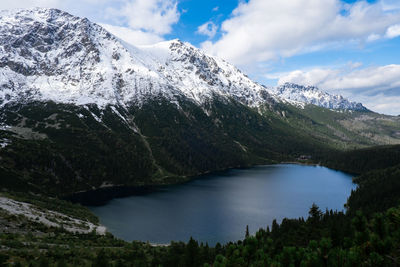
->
[0, 8, 276, 108]
[0, 7, 366, 112]
[273, 82, 367, 111]
[140, 38, 276, 106]
[0, 8, 175, 107]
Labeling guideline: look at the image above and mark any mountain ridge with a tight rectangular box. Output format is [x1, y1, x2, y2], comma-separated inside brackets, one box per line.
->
[273, 82, 367, 111]
[0, 7, 366, 113]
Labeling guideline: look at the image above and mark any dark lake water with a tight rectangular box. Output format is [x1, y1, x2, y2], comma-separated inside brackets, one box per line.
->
[89, 164, 355, 245]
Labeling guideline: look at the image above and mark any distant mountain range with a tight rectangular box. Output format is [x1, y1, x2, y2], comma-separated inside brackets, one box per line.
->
[0, 8, 365, 111]
[272, 83, 366, 111]
[0, 8, 398, 198]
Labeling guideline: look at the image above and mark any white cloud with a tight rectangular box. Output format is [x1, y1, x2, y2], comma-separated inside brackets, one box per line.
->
[197, 21, 218, 38]
[359, 95, 400, 115]
[277, 64, 400, 92]
[202, 0, 400, 65]
[99, 24, 163, 46]
[106, 0, 179, 35]
[212, 6, 219, 12]
[102, 0, 180, 45]
[367, 33, 381, 42]
[386, 24, 400, 38]
[275, 64, 400, 115]
[381, 0, 400, 12]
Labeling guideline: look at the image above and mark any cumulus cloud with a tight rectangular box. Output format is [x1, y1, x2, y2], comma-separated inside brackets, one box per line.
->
[106, 0, 179, 35]
[367, 33, 381, 42]
[202, 0, 400, 65]
[357, 94, 400, 115]
[101, 0, 179, 45]
[274, 64, 400, 115]
[386, 24, 400, 38]
[277, 64, 400, 92]
[197, 21, 218, 38]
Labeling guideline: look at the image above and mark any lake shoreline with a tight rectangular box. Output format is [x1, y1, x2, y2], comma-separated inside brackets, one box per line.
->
[65, 161, 354, 206]
[64, 162, 269, 206]
[88, 164, 355, 245]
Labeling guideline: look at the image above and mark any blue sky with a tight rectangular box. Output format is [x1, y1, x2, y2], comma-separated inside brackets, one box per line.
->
[1, 0, 400, 115]
[165, 0, 240, 45]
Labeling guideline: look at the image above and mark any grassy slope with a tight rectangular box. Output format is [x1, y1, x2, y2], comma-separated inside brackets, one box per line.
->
[266, 103, 400, 150]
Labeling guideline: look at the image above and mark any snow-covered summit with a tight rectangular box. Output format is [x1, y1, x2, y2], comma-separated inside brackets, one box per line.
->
[0, 8, 275, 108]
[140, 39, 276, 106]
[0, 8, 175, 107]
[0, 8, 366, 112]
[272, 83, 367, 111]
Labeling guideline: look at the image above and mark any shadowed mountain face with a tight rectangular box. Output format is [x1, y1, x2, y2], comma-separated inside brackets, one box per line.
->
[0, 8, 399, 197]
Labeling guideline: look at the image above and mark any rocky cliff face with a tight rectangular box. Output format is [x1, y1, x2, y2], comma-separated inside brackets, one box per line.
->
[140, 39, 276, 106]
[0, 8, 173, 108]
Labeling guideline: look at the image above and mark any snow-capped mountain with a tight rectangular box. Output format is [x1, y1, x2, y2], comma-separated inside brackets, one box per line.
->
[0, 8, 176, 108]
[0, 8, 275, 109]
[0, 7, 364, 111]
[272, 83, 367, 111]
[140, 40, 275, 106]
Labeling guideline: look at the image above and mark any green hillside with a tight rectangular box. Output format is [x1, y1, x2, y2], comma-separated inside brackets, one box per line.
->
[1, 98, 399, 199]
[1, 145, 400, 266]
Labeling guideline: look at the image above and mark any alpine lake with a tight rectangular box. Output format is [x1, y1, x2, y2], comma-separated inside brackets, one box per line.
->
[89, 164, 356, 245]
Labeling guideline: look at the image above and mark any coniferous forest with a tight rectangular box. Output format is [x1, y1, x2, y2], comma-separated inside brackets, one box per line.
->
[1, 146, 400, 266]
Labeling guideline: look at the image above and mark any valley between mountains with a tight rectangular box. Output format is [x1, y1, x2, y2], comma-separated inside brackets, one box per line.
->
[0, 7, 400, 266]
[0, 8, 399, 198]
